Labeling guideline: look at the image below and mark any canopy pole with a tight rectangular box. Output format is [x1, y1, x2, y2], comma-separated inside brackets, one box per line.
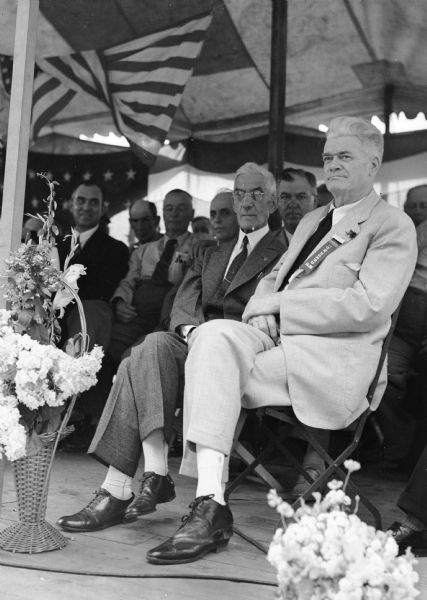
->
[0, 0, 39, 513]
[268, 0, 287, 230]
[268, 0, 287, 178]
[0, 0, 39, 303]
[383, 83, 393, 156]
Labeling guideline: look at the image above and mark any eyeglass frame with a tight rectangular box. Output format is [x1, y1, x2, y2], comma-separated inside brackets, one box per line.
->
[232, 188, 266, 203]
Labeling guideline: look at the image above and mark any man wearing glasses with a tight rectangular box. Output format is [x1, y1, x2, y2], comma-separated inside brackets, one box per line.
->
[143, 116, 416, 565]
[56, 164, 286, 536]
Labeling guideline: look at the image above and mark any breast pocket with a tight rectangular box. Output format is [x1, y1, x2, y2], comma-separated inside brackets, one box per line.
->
[327, 265, 359, 289]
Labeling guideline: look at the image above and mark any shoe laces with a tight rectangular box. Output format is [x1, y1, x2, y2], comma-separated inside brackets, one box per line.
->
[180, 494, 214, 526]
[85, 489, 109, 510]
[138, 471, 158, 495]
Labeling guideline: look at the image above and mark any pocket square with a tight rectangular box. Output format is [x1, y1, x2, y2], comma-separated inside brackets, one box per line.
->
[345, 262, 361, 272]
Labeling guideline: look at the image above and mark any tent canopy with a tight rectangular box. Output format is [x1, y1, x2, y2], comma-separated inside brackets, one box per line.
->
[1, 0, 427, 159]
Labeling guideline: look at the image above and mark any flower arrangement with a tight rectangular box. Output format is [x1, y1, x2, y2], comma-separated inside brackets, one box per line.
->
[267, 461, 420, 600]
[0, 174, 103, 461]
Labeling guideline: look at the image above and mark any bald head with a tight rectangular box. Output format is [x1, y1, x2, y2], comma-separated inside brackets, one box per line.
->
[404, 185, 427, 227]
[129, 198, 160, 244]
[210, 190, 239, 243]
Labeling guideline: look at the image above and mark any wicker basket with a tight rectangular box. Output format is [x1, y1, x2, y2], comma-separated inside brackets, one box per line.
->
[0, 282, 89, 553]
[0, 429, 73, 553]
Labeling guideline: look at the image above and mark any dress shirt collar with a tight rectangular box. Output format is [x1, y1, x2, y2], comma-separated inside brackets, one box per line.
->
[330, 196, 366, 226]
[74, 225, 99, 248]
[284, 228, 293, 243]
[163, 231, 191, 248]
[238, 223, 269, 255]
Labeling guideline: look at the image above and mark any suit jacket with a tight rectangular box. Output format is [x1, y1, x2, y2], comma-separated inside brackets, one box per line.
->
[170, 229, 287, 332]
[112, 232, 195, 306]
[253, 190, 417, 429]
[57, 228, 129, 302]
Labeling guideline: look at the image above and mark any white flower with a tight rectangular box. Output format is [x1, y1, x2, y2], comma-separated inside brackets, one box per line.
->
[267, 461, 420, 600]
[343, 459, 361, 473]
[0, 402, 27, 460]
[267, 488, 283, 508]
[52, 264, 86, 317]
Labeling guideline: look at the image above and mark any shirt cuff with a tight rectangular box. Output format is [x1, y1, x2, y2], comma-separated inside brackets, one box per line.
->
[179, 325, 197, 342]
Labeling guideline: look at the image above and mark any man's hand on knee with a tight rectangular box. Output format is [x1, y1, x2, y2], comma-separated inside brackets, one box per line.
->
[115, 299, 138, 323]
[247, 314, 279, 342]
[242, 293, 280, 323]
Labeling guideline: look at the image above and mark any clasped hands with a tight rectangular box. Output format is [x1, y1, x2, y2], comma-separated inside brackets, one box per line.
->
[242, 293, 281, 342]
[115, 298, 138, 323]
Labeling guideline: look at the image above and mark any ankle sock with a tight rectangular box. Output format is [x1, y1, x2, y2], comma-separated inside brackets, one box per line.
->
[196, 445, 226, 505]
[402, 513, 427, 532]
[142, 428, 168, 476]
[102, 466, 133, 501]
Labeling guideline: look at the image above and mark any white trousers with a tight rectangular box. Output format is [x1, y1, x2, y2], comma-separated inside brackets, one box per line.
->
[179, 320, 291, 479]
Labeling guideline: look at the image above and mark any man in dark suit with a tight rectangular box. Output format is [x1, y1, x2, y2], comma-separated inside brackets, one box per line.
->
[57, 180, 129, 447]
[56, 163, 287, 534]
[57, 180, 129, 314]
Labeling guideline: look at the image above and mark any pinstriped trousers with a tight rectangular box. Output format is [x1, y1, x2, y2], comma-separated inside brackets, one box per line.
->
[88, 331, 187, 477]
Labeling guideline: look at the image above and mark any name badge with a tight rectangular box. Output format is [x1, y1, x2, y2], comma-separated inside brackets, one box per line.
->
[301, 235, 344, 274]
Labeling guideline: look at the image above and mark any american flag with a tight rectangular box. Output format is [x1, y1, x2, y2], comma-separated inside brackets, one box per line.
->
[32, 13, 212, 166]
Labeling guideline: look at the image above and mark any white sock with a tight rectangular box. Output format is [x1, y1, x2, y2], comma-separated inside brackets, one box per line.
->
[102, 466, 133, 501]
[142, 428, 168, 476]
[196, 445, 226, 505]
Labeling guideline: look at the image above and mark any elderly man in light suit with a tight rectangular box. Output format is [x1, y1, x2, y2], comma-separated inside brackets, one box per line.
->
[56, 167, 287, 535]
[146, 116, 418, 565]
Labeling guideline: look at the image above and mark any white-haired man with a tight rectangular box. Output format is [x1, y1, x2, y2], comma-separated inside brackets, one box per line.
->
[57, 164, 286, 536]
[144, 116, 417, 565]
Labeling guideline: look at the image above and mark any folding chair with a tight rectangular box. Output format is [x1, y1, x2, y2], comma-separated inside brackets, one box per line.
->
[226, 305, 401, 545]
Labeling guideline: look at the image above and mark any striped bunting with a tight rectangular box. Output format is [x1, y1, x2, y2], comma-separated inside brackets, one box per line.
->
[32, 12, 212, 165]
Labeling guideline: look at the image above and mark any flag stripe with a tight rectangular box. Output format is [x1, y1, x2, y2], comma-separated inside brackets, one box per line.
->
[32, 75, 62, 105]
[120, 112, 170, 143]
[74, 51, 110, 103]
[109, 81, 185, 95]
[32, 86, 76, 139]
[105, 13, 212, 58]
[119, 99, 178, 117]
[43, 56, 102, 100]
[31, 12, 212, 165]
[108, 56, 198, 73]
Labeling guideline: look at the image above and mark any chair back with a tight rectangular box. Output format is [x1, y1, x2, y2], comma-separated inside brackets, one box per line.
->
[366, 302, 402, 405]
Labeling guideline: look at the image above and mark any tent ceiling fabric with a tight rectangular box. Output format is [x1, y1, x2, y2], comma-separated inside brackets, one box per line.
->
[1, 0, 427, 151]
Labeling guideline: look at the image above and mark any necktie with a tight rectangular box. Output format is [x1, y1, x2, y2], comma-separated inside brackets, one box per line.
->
[151, 238, 177, 285]
[214, 236, 249, 298]
[279, 210, 334, 290]
[71, 235, 81, 261]
[224, 235, 249, 284]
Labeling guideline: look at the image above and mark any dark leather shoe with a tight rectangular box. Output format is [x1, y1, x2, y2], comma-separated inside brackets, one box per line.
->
[146, 495, 233, 565]
[284, 466, 324, 501]
[389, 521, 427, 556]
[56, 489, 134, 532]
[125, 472, 175, 519]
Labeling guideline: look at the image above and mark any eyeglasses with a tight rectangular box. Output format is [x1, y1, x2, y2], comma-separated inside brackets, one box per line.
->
[233, 189, 265, 203]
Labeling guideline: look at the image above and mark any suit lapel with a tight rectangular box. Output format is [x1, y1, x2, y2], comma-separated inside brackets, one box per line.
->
[327, 189, 380, 242]
[226, 231, 284, 294]
[274, 206, 330, 288]
[274, 190, 381, 289]
[203, 239, 235, 298]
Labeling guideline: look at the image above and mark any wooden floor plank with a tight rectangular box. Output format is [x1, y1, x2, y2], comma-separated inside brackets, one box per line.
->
[1, 452, 426, 600]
